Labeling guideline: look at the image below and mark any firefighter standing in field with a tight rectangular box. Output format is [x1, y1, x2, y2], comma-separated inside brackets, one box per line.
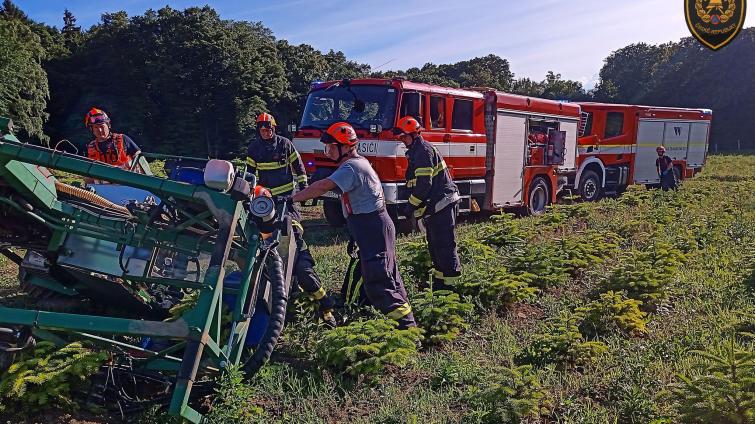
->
[292, 122, 416, 329]
[84, 107, 141, 169]
[655, 146, 677, 191]
[246, 113, 335, 326]
[394, 116, 461, 290]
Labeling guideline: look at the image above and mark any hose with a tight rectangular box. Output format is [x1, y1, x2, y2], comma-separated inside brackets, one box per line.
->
[243, 248, 288, 376]
[54, 181, 132, 217]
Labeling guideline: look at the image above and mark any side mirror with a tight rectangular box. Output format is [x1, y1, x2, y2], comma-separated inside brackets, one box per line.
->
[287, 124, 297, 133]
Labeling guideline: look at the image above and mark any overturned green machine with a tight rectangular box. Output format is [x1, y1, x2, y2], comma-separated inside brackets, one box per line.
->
[0, 117, 294, 421]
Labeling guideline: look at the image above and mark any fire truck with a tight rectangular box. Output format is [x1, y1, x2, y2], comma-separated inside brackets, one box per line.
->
[292, 78, 581, 228]
[571, 102, 712, 201]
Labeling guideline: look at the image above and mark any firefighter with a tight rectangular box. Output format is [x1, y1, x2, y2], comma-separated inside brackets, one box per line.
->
[246, 113, 335, 326]
[84, 107, 140, 169]
[394, 116, 461, 290]
[655, 146, 677, 191]
[291, 122, 416, 329]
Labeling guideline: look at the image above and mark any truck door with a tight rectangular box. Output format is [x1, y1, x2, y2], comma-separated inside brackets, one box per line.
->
[557, 119, 579, 171]
[687, 121, 710, 168]
[634, 120, 665, 184]
[663, 122, 690, 161]
[491, 111, 527, 207]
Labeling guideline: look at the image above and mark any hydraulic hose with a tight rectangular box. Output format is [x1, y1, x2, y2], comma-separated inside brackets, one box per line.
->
[54, 181, 132, 217]
[243, 248, 288, 376]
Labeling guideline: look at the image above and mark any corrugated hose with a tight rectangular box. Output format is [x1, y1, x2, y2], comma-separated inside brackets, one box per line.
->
[54, 181, 132, 217]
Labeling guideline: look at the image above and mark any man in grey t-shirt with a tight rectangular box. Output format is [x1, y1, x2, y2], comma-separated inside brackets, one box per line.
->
[293, 122, 415, 329]
[328, 156, 384, 216]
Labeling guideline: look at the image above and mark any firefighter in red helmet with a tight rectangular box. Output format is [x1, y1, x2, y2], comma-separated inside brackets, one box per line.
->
[655, 145, 677, 191]
[394, 116, 461, 290]
[246, 113, 335, 326]
[292, 122, 416, 329]
[84, 107, 140, 169]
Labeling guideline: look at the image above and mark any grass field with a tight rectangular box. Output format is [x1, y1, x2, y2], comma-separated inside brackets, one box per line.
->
[1, 154, 754, 423]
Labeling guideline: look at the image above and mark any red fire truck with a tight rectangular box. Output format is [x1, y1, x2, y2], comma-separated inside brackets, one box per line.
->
[292, 78, 581, 227]
[571, 102, 713, 201]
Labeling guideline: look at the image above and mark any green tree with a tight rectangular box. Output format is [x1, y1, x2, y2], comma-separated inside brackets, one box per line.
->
[0, 18, 50, 142]
[592, 42, 674, 102]
[540, 71, 586, 101]
[61, 9, 82, 52]
[44, 6, 287, 157]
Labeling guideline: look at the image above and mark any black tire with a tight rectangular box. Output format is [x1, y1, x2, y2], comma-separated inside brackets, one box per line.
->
[323, 200, 346, 228]
[527, 177, 551, 216]
[578, 170, 603, 202]
[243, 249, 288, 376]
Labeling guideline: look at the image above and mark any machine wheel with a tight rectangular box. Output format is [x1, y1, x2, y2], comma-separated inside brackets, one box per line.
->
[527, 177, 551, 216]
[578, 170, 603, 202]
[322, 200, 346, 228]
[243, 249, 288, 376]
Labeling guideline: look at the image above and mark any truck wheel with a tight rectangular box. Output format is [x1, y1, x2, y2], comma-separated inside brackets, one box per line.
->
[322, 200, 346, 227]
[527, 177, 551, 216]
[578, 170, 602, 202]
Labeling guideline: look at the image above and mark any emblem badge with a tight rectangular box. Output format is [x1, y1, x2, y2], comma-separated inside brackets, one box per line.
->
[685, 0, 747, 50]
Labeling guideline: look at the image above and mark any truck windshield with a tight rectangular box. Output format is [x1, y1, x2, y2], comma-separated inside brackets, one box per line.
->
[300, 85, 397, 130]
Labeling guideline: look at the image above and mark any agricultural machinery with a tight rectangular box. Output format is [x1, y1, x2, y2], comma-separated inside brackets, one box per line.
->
[0, 117, 294, 422]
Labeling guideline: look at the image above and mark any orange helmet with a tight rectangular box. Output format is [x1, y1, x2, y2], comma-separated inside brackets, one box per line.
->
[256, 113, 277, 129]
[320, 122, 358, 146]
[393, 116, 422, 136]
[656, 146, 666, 153]
[84, 107, 110, 129]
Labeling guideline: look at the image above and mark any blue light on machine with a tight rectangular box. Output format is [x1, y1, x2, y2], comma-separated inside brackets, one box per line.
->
[307, 161, 314, 166]
[310, 80, 325, 89]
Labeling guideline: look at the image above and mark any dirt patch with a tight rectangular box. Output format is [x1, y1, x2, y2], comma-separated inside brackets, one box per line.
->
[506, 302, 545, 329]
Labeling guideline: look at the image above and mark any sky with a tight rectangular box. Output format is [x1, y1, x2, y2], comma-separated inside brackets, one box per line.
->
[16, 0, 755, 89]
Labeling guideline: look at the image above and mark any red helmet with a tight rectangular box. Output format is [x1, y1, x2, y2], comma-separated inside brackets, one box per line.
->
[393, 116, 422, 136]
[84, 107, 110, 129]
[256, 113, 277, 129]
[656, 146, 666, 153]
[321, 122, 358, 146]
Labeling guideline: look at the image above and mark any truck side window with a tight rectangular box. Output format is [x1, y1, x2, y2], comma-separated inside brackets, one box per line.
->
[400, 92, 422, 126]
[604, 112, 624, 138]
[430, 96, 445, 129]
[451, 99, 473, 131]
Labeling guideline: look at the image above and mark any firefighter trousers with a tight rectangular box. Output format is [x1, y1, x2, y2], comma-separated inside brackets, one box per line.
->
[347, 209, 416, 328]
[290, 210, 334, 311]
[424, 202, 461, 290]
[660, 171, 677, 191]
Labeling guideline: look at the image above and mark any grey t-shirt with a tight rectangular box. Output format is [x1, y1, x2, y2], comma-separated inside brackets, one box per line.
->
[327, 156, 384, 215]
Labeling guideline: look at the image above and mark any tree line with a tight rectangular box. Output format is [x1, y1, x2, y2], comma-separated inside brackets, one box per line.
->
[0, 0, 752, 157]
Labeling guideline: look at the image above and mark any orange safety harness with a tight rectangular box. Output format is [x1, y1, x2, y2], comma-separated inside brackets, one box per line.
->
[87, 134, 132, 168]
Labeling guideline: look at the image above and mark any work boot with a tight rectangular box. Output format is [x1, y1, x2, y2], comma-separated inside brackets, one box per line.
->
[318, 295, 337, 327]
[396, 312, 417, 330]
[320, 308, 337, 328]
